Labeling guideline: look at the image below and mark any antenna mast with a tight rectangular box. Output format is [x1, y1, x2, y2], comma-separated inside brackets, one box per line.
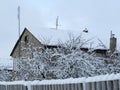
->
[18, 6, 21, 59]
[110, 31, 112, 38]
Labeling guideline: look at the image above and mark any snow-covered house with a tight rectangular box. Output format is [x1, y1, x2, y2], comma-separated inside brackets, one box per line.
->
[10, 27, 109, 58]
[10, 27, 116, 70]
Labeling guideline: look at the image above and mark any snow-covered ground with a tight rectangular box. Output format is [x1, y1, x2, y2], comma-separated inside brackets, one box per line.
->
[0, 58, 13, 70]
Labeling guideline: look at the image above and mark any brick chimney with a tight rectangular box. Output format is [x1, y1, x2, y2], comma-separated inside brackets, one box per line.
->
[109, 31, 117, 53]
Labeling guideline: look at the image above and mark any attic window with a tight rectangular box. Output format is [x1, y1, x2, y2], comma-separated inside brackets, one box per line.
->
[24, 35, 29, 43]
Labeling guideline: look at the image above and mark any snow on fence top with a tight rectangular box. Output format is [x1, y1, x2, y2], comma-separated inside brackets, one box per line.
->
[0, 73, 120, 85]
[30, 73, 120, 85]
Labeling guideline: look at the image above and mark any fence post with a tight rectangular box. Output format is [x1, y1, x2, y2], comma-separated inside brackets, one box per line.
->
[48, 84, 52, 90]
[91, 82, 96, 90]
[119, 80, 120, 90]
[96, 81, 102, 90]
[107, 80, 113, 90]
[85, 82, 91, 90]
[46, 84, 49, 90]
[101, 81, 107, 90]
[51, 84, 55, 90]
[70, 83, 75, 90]
[54, 84, 57, 90]
[63, 84, 67, 90]
[79, 83, 83, 90]
[113, 80, 119, 90]
[43, 85, 46, 90]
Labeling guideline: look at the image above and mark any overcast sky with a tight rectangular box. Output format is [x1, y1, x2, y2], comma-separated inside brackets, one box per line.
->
[0, 0, 120, 58]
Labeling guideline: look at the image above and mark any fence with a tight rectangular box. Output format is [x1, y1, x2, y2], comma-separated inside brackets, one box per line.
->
[85, 80, 120, 90]
[0, 80, 120, 90]
[0, 74, 120, 90]
[31, 83, 83, 90]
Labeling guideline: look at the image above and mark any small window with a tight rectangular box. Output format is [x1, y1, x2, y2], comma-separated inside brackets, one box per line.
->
[24, 35, 29, 43]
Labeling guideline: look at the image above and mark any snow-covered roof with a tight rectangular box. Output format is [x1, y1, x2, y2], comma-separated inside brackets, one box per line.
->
[28, 27, 107, 49]
[0, 58, 13, 70]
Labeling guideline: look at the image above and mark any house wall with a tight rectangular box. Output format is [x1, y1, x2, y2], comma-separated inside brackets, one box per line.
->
[12, 30, 43, 58]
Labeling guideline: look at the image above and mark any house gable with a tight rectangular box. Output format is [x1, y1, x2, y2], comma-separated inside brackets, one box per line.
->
[10, 28, 43, 58]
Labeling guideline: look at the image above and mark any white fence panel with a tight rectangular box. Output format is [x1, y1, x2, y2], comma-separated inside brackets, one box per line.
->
[101, 81, 107, 90]
[113, 80, 119, 90]
[0, 85, 6, 90]
[96, 81, 102, 90]
[107, 80, 113, 90]
[91, 82, 96, 90]
[7, 85, 27, 90]
[85, 82, 91, 90]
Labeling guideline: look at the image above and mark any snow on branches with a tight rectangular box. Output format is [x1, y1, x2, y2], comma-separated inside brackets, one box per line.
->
[13, 34, 120, 81]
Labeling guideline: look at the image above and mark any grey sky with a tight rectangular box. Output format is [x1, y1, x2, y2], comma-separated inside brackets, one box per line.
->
[0, 0, 120, 58]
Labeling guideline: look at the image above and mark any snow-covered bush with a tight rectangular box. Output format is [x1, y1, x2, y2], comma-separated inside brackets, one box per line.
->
[13, 34, 120, 81]
[0, 69, 12, 81]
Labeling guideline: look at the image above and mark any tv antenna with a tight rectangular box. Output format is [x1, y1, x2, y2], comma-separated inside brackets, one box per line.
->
[56, 16, 59, 30]
[49, 16, 61, 30]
